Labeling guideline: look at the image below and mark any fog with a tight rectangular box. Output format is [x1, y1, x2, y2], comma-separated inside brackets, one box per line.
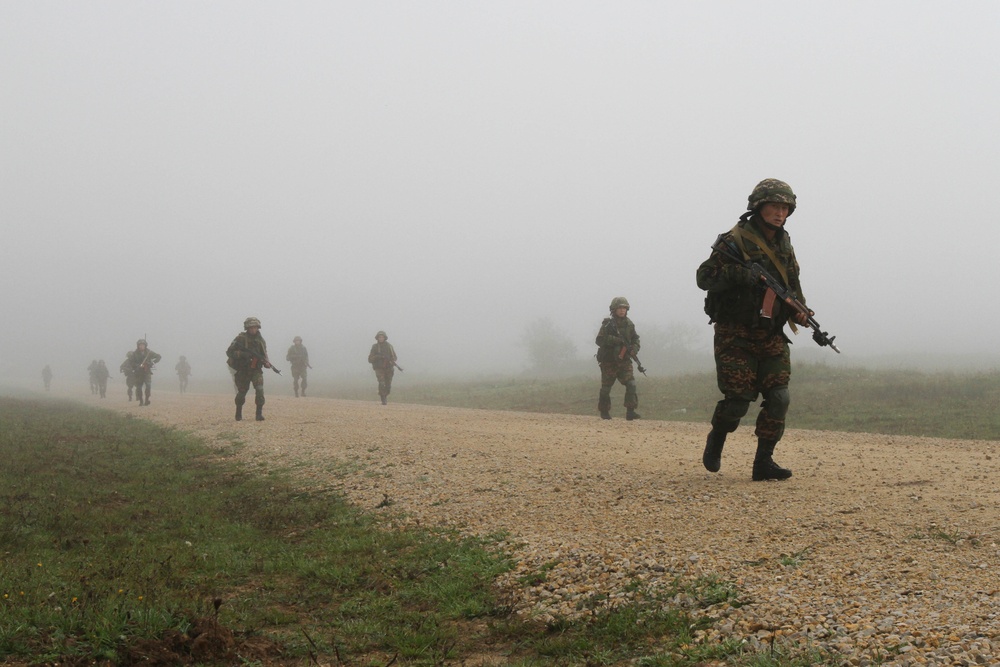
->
[3, 2, 999, 390]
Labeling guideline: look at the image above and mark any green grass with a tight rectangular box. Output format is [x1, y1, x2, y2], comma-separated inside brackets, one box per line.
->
[0, 397, 843, 665]
[321, 363, 1000, 440]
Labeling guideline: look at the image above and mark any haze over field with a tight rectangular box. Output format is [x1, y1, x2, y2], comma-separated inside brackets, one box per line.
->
[3, 1, 999, 388]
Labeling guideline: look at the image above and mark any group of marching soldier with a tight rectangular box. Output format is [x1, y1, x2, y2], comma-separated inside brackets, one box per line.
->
[42, 178, 832, 481]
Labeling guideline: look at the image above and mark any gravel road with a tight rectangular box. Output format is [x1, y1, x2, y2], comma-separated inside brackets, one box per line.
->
[103, 392, 1000, 665]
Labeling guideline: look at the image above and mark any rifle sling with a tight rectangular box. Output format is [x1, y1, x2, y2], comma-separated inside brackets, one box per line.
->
[729, 224, 799, 333]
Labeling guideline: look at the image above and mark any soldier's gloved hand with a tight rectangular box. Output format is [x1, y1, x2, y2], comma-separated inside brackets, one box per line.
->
[263, 361, 272, 368]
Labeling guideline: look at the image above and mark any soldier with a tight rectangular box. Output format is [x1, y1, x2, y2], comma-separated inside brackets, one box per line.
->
[285, 336, 310, 397]
[697, 178, 811, 481]
[120, 357, 136, 401]
[42, 365, 53, 391]
[175, 356, 191, 393]
[93, 360, 111, 398]
[226, 316, 273, 421]
[367, 331, 399, 405]
[125, 339, 162, 406]
[87, 359, 99, 394]
[595, 297, 642, 421]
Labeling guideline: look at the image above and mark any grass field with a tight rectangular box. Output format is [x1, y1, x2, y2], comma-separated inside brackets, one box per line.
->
[317, 363, 1000, 441]
[0, 396, 836, 666]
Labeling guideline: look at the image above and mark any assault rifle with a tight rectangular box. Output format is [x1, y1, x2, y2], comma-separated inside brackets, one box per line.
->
[236, 345, 282, 374]
[712, 235, 840, 353]
[605, 319, 647, 376]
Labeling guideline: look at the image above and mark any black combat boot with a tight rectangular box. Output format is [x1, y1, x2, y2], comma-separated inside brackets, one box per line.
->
[255, 406, 265, 421]
[703, 429, 726, 473]
[626, 408, 641, 421]
[380, 395, 387, 405]
[600, 410, 611, 420]
[235, 404, 243, 421]
[752, 439, 792, 481]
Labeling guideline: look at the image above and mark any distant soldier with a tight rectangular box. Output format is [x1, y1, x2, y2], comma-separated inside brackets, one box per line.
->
[87, 359, 99, 394]
[285, 336, 311, 397]
[367, 330, 400, 405]
[595, 297, 642, 421]
[124, 339, 162, 406]
[175, 356, 192, 393]
[120, 357, 136, 401]
[93, 360, 111, 398]
[42, 365, 53, 391]
[226, 316, 273, 421]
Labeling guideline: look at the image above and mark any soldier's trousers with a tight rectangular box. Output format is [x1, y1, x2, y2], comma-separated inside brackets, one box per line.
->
[598, 361, 637, 412]
[292, 368, 307, 394]
[234, 368, 265, 407]
[375, 367, 394, 398]
[134, 371, 152, 400]
[712, 326, 791, 443]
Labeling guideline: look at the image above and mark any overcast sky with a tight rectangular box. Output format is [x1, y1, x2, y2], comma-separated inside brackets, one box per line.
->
[3, 1, 999, 385]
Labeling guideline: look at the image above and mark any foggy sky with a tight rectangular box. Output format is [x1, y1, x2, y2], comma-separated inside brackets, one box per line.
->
[3, 1, 999, 386]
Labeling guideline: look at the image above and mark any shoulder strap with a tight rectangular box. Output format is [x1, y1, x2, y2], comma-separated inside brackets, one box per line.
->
[729, 224, 799, 334]
[730, 224, 791, 287]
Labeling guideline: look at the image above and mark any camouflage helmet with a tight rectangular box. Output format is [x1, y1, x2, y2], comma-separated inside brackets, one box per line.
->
[244, 316, 262, 330]
[293, 336, 302, 343]
[136, 339, 147, 347]
[609, 297, 630, 312]
[747, 178, 796, 215]
[375, 330, 388, 340]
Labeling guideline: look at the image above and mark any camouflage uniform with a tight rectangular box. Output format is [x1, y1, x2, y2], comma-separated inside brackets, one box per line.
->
[367, 331, 397, 405]
[227, 317, 270, 421]
[42, 365, 52, 391]
[175, 357, 191, 393]
[595, 297, 641, 420]
[125, 341, 162, 406]
[93, 360, 111, 398]
[120, 358, 136, 401]
[285, 338, 309, 397]
[88, 360, 99, 394]
[696, 178, 803, 480]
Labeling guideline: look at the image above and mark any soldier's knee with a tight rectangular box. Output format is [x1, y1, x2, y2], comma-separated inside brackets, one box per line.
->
[718, 397, 751, 422]
[762, 386, 790, 419]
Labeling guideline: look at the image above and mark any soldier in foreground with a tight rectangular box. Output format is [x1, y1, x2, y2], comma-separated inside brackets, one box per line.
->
[696, 178, 810, 481]
[285, 336, 310, 397]
[367, 331, 400, 405]
[595, 297, 642, 421]
[175, 356, 191, 393]
[125, 339, 161, 406]
[93, 360, 111, 398]
[226, 316, 273, 421]
[42, 365, 52, 391]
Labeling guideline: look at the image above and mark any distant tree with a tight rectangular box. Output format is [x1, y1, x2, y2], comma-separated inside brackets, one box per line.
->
[637, 322, 713, 375]
[521, 317, 580, 376]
